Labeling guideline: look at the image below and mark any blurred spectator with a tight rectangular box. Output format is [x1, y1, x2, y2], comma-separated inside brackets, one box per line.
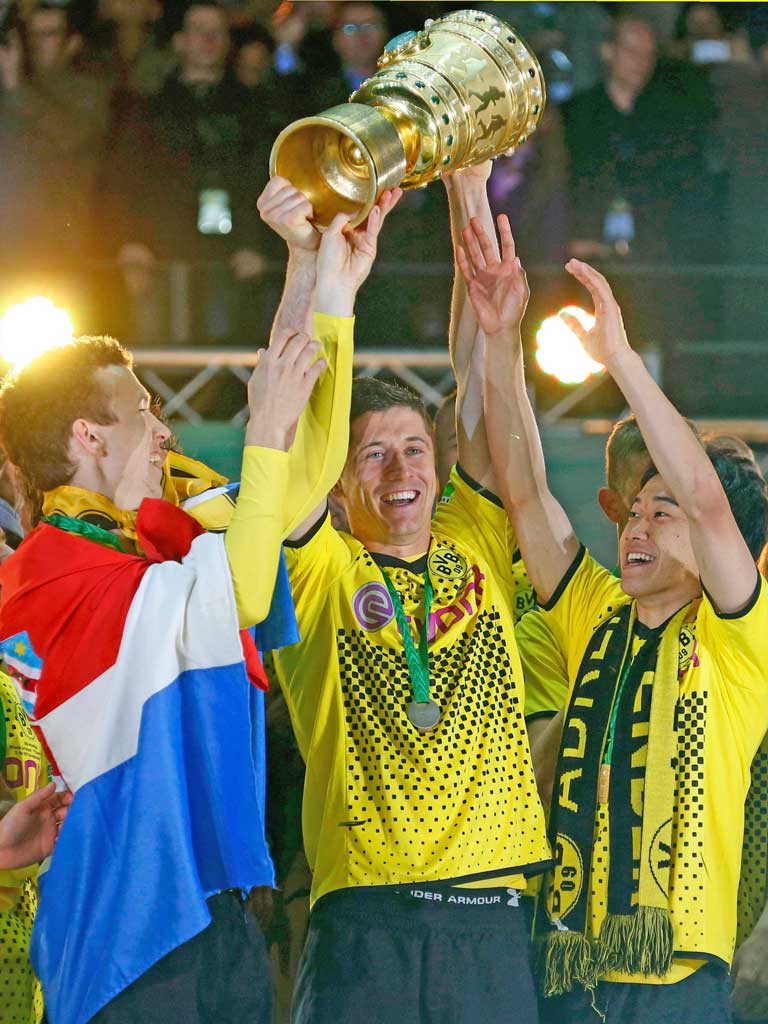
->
[102, 0, 276, 348]
[0, 2, 111, 278]
[283, 0, 388, 116]
[232, 19, 273, 89]
[671, 2, 754, 66]
[561, 15, 718, 345]
[478, 2, 610, 102]
[270, 0, 337, 78]
[562, 16, 715, 265]
[488, 104, 570, 262]
[83, 0, 177, 95]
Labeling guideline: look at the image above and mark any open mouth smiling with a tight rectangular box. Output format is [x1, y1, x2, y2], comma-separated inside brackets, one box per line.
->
[381, 490, 418, 507]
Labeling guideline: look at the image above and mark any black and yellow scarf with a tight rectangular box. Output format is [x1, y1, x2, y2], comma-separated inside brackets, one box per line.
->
[542, 601, 695, 995]
[41, 453, 228, 543]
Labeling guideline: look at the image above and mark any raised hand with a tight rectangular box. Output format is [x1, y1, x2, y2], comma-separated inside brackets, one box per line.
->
[257, 177, 320, 252]
[245, 329, 327, 451]
[456, 214, 529, 336]
[314, 188, 402, 300]
[0, 782, 73, 870]
[562, 259, 632, 367]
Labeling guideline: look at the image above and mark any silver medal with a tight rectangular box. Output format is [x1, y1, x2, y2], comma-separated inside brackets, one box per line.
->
[407, 699, 441, 732]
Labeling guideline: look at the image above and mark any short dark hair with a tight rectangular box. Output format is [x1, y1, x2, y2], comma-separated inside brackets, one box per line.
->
[706, 439, 768, 562]
[350, 376, 432, 434]
[0, 336, 132, 495]
[232, 22, 275, 55]
[638, 438, 768, 562]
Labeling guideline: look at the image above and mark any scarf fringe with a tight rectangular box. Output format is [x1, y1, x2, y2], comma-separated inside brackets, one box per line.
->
[595, 906, 674, 977]
[542, 930, 598, 997]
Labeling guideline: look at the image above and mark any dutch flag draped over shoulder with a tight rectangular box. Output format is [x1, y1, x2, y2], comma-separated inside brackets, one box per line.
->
[0, 499, 277, 1024]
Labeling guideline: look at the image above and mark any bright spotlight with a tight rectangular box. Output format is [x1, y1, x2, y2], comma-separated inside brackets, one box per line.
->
[0, 297, 75, 372]
[535, 305, 603, 385]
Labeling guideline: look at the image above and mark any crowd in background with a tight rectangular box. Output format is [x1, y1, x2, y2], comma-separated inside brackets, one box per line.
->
[2, 0, 768, 353]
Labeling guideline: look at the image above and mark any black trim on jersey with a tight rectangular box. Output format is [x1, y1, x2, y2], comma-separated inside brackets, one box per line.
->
[312, 859, 554, 910]
[673, 951, 729, 970]
[538, 544, 586, 611]
[525, 709, 559, 724]
[283, 505, 329, 548]
[372, 550, 428, 574]
[704, 571, 761, 620]
[455, 463, 504, 509]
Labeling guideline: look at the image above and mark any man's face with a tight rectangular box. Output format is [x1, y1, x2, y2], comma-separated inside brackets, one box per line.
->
[605, 21, 657, 97]
[27, 8, 77, 75]
[235, 40, 271, 88]
[333, 2, 387, 68]
[336, 406, 436, 555]
[618, 475, 700, 606]
[179, 6, 230, 76]
[91, 366, 170, 510]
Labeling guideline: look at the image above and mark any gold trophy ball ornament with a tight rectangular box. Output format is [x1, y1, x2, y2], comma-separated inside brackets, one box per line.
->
[269, 9, 546, 228]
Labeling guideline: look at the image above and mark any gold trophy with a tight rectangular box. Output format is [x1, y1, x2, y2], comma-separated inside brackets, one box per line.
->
[270, 9, 546, 228]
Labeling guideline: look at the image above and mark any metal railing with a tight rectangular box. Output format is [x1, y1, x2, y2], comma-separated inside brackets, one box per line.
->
[134, 347, 456, 425]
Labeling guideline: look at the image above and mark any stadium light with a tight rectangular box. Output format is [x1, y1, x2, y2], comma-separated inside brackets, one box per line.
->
[0, 297, 75, 372]
[534, 305, 603, 385]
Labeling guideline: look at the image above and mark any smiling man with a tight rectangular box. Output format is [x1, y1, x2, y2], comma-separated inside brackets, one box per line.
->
[0, 208, 382, 1023]
[260, 164, 551, 1024]
[464, 214, 768, 1024]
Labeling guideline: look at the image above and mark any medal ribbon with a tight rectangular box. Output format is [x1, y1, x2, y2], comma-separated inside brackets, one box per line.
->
[381, 566, 433, 705]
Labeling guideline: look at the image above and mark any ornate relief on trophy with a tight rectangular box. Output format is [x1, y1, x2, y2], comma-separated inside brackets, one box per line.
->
[270, 9, 546, 227]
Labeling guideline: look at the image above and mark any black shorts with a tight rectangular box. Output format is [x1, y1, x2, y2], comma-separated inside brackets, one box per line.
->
[90, 891, 272, 1024]
[539, 963, 732, 1024]
[292, 885, 538, 1024]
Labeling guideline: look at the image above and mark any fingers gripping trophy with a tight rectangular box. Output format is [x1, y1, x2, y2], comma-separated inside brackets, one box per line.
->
[270, 9, 546, 227]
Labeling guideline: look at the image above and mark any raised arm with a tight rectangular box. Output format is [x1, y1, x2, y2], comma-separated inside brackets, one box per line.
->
[285, 189, 402, 542]
[457, 215, 579, 601]
[443, 163, 497, 488]
[257, 176, 319, 340]
[225, 328, 327, 626]
[563, 259, 758, 614]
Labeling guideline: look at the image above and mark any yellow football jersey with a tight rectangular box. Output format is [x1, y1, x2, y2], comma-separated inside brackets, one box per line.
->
[275, 465, 551, 906]
[541, 548, 768, 979]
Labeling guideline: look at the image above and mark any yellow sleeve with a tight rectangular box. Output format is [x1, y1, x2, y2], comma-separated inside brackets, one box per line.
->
[433, 464, 530, 609]
[224, 446, 290, 628]
[697, 578, 768, 764]
[282, 313, 354, 537]
[223, 313, 353, 628]
[516, 608, 569, 719]
[282, 513, 354, 612]
[539, 547, 627, 679]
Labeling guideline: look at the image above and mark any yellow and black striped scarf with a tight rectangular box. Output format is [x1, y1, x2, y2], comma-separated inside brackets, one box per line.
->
[542, 602, 694, 995]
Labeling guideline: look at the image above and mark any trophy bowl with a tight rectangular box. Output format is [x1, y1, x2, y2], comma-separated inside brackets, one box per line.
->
[270, 9, 546, 228]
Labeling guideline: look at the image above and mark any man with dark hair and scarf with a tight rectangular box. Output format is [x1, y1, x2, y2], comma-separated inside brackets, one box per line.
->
[457, 213, 768, 1024]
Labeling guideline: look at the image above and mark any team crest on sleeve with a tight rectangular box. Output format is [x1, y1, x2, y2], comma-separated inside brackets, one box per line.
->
[352, 583, 395, 631]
